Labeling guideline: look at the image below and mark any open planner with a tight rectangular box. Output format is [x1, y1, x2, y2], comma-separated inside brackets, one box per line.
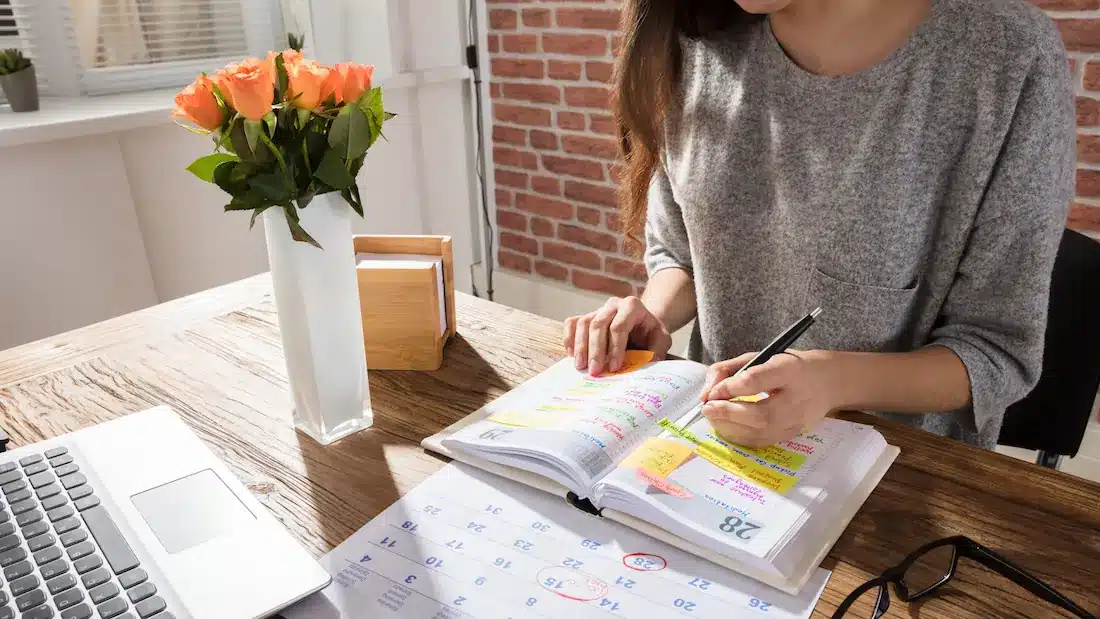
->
[423, 351, 900, 595]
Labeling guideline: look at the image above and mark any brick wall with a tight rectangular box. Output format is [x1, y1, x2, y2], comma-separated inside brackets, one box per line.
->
[487, 1, 1100, 298]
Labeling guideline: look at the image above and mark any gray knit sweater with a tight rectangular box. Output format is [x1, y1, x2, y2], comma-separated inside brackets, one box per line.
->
[643, 0, 1075, 448]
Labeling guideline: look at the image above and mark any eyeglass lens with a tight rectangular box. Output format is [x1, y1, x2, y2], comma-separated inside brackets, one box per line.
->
[901, 544, 957, 599]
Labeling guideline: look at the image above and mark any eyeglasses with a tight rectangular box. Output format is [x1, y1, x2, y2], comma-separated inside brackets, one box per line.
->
[832, 535, 1096, 619]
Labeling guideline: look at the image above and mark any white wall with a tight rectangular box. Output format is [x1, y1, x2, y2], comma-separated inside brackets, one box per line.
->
[0, 0, 482, 350]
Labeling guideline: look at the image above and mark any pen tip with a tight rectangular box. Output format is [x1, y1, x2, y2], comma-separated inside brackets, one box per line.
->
[810, 307, 822, 319]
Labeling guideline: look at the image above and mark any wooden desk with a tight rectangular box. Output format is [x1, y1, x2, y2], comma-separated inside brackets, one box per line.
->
[0, 274, 1097, 618]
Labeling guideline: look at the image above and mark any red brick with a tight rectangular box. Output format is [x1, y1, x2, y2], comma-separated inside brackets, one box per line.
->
[608, 163, 624, 185]
[556, 7, 621, 30]
[564, 180, 618, 207]
[489, 8, 517, 29]
[562, 134, 619, 159]
[605, 257, 646, 281]
[494, 103, 552, 126]
[605, 212, 621, 231]
[543, 241, 601, 269]
[542, 33, 607, 56]
[493, 146, 539, 170]
[557, 111, 586, 130]
[1069, 201, 1100, 232]
[1086, 61, 1100, 91]
[1079, 135, 1100, 164]
[535, 260, 569, 281]
[542, 154, 606, 180]
[490, 82, 501, 99]
[585, 61, 614, 83]
[495, 188, 513, 207]
[1057, 20, 1100, 53]
[523, 8, 551, 27]
[495, 168, 528, 189]
[577, 206, 601, 225]
[500, 230, 539, 254]
[1079, 97, 1100, 126]
[549, 60, 583, 80]
[488, 35, 500, 53]
[530, 129, 559, 150]
[590, 114, 616, 135]
[1032, 0, 1099, 8]
[572, 270, 633, 296]
[493, 124, 527, 145]
[491, 58, 545, 79]
[565, 86, 611, 109]
[531, 217, 555, 237]
[502, 34, 539, 54]
[498, 249, 532, 272]
[516, 192, 574, 219]
[1077, 168, 1100, 198]
[559, 223, 618, 252]
[502, 82, 561, 104]
[531, 175, 561, 195]
[496, 208, 527, 231]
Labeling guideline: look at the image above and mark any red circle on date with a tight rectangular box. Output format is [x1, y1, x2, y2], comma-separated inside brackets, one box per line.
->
[622, 552, 668, 572]
[536, 566, 609, 601]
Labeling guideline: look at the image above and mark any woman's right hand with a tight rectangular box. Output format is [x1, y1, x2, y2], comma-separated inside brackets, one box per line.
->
[563, 296, 673, 376]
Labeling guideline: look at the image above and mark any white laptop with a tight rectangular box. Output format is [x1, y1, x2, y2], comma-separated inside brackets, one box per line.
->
[0, 406, 330, 619]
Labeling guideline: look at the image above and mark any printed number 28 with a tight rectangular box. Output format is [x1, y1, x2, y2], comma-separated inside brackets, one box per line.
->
[719, 516, 761, 541]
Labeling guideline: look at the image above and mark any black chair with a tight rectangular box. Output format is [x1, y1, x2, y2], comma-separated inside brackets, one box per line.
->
[998, 228, 1100, 468]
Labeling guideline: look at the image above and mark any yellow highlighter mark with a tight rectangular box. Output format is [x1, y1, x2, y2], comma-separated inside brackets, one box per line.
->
[620, 437, 694, 478]
[740, 444, 807, 472]
[488, 410, 567, 429]
[697, 440, 798, 494]
[603, 350, 655, 375]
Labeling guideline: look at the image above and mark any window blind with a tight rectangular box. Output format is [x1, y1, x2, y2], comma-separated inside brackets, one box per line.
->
[5, 0, 282, 99]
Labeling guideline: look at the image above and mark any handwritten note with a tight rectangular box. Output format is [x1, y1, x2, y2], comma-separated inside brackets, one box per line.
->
[738, 444, 808, 472]
[620, 438, 694, 478]
[636, 467, 694, 498]
[697, 441, 798, 494]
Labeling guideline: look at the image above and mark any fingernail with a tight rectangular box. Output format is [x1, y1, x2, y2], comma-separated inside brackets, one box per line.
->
[575, 353, 584, 370]
[611, 358, 622, 372]
[589, 359, 601, 375]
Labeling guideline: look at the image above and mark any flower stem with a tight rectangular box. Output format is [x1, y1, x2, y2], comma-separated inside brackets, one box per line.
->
[258, 131, 290, 177]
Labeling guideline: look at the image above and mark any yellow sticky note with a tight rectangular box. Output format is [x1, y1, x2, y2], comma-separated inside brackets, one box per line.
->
[620, 437, 694, 478]
[697, 440, 798, 494]
[488, 410, 566, 429]
[604, 350, 655, 375]
[740, 444, 807, 472]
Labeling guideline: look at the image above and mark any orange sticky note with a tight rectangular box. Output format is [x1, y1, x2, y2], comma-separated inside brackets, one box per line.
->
[604, 350, 655, 375]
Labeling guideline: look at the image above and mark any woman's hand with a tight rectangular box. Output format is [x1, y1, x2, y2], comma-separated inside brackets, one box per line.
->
[564, 296, 673, 375]
[700, 350, 842, 447]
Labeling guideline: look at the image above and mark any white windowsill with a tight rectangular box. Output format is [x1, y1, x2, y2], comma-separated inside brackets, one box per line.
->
[0, 66, 472, 150]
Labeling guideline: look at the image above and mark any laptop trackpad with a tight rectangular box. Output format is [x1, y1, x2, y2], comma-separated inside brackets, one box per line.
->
[131, 469, 256, 554]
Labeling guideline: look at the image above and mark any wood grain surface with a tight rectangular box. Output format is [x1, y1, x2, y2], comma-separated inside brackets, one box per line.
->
[0, 273, 1096, 618]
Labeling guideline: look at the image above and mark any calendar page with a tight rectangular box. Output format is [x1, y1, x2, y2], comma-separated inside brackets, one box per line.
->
[279, 463, 829, 619]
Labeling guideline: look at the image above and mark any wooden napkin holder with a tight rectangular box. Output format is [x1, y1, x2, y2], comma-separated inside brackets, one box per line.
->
[352, 235, 456, 371]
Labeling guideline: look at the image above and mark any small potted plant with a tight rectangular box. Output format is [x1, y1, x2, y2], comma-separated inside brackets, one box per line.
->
[0, 48, 38, 113]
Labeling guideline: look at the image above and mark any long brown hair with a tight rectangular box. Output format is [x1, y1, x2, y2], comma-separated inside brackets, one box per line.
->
[613, 1, 754, 251]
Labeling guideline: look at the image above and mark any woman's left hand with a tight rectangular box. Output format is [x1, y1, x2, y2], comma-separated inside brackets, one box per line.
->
[700, 350, 842, 447]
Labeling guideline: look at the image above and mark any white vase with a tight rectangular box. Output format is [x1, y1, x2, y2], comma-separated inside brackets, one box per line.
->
[262, 193, 372, 445]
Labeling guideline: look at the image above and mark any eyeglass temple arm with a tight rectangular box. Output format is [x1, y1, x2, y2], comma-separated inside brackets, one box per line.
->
[968, 545, 1097, 619]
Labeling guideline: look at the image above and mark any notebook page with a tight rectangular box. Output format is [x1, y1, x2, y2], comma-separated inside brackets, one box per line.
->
[442, 357, 707, 492]
[593, 416, 872, 566]
[281, 463, 830, 619]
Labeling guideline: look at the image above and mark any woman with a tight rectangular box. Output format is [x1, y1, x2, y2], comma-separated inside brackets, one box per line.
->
[564, 0, 1075, 449]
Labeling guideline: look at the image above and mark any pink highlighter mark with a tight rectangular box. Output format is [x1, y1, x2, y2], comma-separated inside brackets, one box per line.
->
[622, 553, 668, 572]
[636, 467, 694, 499]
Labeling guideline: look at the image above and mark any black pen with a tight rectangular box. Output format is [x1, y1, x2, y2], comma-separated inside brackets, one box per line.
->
[679, 307, 823, 429]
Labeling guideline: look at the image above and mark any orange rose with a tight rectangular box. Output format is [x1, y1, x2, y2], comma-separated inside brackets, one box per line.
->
[172, 74, 225, 131]
[268, 48, 302, 68]
[285, 59, 334, 109]
[329, 62, 374, 105]
[216, 58, 274, 121]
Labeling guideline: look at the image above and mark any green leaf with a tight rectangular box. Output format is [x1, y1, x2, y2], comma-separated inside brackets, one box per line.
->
[296, 107, 312, 129]
[341, 182, 364, 217]
[263, 111, 277, 139]
[274, 53, 289, 102]
[283, 205, 322, 249]
[224, 190, 266, 211]
[248, 172, 295, 203]
[349, 154, 365, 178]
[249, 204, 274, 229]
[328, 104, 372, 163]
[384, 111, 397, 121]
[244, 119, 264, 154]
[357, 88, 385, 148]
[313, 149, 354, 190]
[186, 153, 238, 183]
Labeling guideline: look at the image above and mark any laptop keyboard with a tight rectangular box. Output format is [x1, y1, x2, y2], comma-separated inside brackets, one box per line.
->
[0, 448, 174, 619]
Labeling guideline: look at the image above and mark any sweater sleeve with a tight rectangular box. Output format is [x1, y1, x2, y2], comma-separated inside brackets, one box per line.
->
[929, 35, 1075, 436]
[643, 166, 694, 276]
